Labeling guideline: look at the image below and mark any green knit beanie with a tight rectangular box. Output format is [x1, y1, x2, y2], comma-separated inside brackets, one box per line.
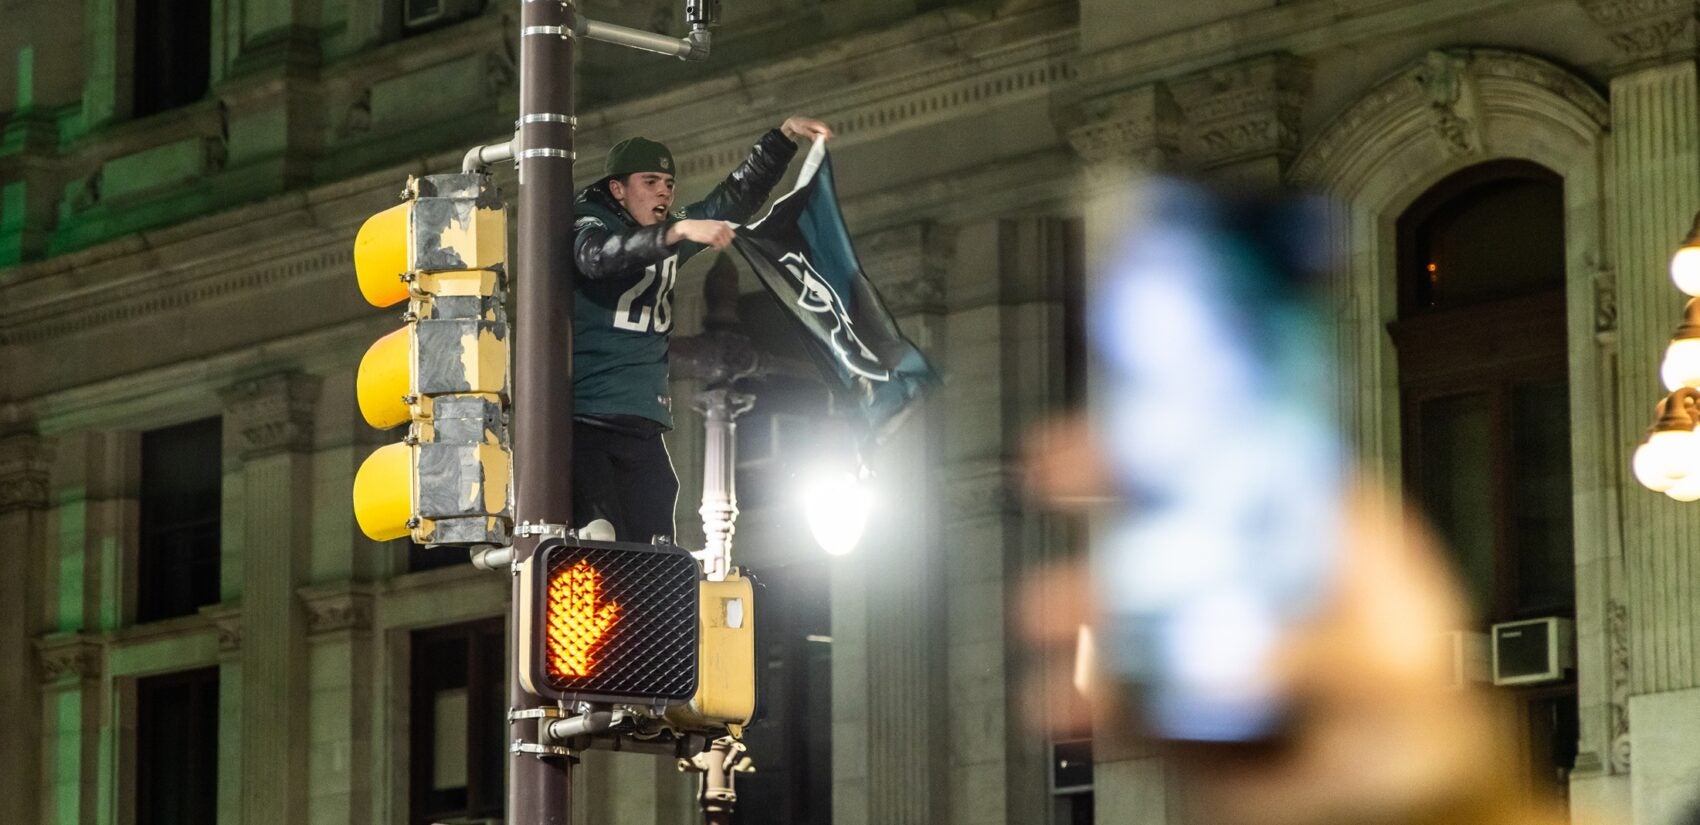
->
[605, 137, 675, 179]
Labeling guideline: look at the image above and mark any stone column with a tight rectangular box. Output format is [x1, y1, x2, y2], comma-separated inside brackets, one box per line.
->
[298, 584, 375, 825]
[1057, 80, 1185, 825]
[828, 223, 949, 825]
[33, 635, 103, 825]
[220, 372, 320, 825]
[0, 432, 50, 825]
[1589, 0, 1700, 815]
[937, 217, 1068, 825]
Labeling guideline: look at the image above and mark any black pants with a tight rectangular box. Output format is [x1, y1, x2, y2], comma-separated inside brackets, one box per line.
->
[571, 418, 679, 543]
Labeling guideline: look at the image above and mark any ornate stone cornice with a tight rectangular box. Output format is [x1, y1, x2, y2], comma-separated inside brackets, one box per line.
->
[220, 372, 321, 460]
[0, 245, 352, 347]
[0, 431, 53, 514]
[1579, 0, 1697, 62]
[34, 634, 103, 684]
[1060, 84, 1183, 169]
[858, 223, 947, 317]
[298, 583, 375, 635]
[1169, 53, 1311, 172]
[199, 603, 244, 652]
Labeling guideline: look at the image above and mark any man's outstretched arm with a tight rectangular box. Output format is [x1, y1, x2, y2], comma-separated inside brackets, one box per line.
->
[688, 115, 834, 224]
[573, 218, 738, 280]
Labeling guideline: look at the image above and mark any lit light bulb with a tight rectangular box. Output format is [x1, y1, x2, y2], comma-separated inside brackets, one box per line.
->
[1669, 473, 1700, 501]
[1673, 246, 1700, 296]
[803, 471, 871, 556]
[1662, 338, 1700, 390]
[1633, 430, 1700, 492]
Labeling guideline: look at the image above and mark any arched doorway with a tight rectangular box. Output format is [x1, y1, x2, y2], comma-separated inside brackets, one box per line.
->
[1390, 159, 1578, 809]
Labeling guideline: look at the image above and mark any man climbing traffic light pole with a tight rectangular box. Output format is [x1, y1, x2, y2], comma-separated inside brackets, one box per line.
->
[570, 116, 833, 542]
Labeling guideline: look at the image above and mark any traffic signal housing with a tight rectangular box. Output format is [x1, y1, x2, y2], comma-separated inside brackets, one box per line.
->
[519, 537, 702, 706]
[663, 571, 758, 735]
[350, 173, 512, 547]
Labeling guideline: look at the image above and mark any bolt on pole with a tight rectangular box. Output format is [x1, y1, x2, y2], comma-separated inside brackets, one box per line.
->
[510, 0, 578, 822]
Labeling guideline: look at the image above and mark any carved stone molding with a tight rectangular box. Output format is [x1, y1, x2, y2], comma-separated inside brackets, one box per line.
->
[1411, 51, 1485, 158]
[1607, 598, 1632, 772]
[219, 372, 321, 460]
[34, 634, 102, 684]
[199, 603, 244, 652]
[1579, 0, 1697, 61]
[299, 584, 375, 636]
[1169, 53, 1311, 171]
[0, 431, 53, 514]
[859, 223, 947, 317]
[1291, 49, 1609, 190]
[1061, 83, 1182, 169]
[1595, 270, 1620, 344]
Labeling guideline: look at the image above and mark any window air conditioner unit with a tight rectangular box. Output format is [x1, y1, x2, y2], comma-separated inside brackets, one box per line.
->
[1050, 739, 1093, 795]
[404, 0, 482, 29]
[1441, 630, 1489, 688]
[1490, 617, 1574, 686]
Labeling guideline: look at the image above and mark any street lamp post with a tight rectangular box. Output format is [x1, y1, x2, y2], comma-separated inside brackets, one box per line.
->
[1633, 210, 1700, 501]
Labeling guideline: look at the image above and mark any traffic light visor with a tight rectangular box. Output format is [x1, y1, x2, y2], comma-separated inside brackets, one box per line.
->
[357, 327, 413, 430]
[353, 442, 414, 541]
[355, 201, 413, 308]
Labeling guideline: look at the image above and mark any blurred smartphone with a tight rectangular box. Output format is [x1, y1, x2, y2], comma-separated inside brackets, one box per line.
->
[1087, 179, 1344, 742]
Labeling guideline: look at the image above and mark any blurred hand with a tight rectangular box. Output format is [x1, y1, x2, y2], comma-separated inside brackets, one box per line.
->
[1019, 416, 1570, 825]
[781, 116, 834, 142]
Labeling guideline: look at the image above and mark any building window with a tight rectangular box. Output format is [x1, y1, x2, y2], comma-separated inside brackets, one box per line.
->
[394, 0, 487, 37]
[1050, 739, 1093, 825]
[1391, 159, 1577, 807]
[132, 0, 212, 117]
[411, 619, 506, 825]
[137, 418, 222, 624]
[135, 667, 219, 825]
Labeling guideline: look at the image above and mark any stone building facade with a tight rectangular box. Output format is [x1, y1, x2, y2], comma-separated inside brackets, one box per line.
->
[2, 1, 1699, 825]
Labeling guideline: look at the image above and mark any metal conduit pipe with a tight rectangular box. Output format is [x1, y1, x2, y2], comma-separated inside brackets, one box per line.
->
[469, 544, 514, 571]
[462, 137, 517, 173]
[573, 17, 712, 61]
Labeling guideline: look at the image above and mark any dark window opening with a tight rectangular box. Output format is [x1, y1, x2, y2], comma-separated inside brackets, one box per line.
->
[1391, 160, 1575, 812]
[1392, 161, 1574, 624]
[1399, 160, 1565, 317]
[410, 618, 506, 825]
[138, 418, 222, 623]
[133, 0, 212, 117]
[136, 667, 219, 825]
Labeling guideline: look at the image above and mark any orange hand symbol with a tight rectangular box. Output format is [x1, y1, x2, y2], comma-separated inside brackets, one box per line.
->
[546, 560, 622, 678]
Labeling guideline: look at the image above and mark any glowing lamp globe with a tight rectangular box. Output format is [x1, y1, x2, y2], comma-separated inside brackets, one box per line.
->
[1673, 245, 1700, 297]
[803, 471, 871, 556]
[1662, 337, 1700, 390]
[1669, 472, 1700, 502]
[1633, 430, 1700, 493]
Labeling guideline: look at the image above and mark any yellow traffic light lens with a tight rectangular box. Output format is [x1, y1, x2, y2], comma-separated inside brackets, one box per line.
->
[355, 201, 414, 308]
[353, 442, 414, 541]
[546, 560, 622, 679]
[357, 327, 413, 429]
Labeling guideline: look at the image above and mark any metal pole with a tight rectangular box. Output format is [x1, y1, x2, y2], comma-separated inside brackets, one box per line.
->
[695, 387, 753, 582]
[511, 0, 577, 822]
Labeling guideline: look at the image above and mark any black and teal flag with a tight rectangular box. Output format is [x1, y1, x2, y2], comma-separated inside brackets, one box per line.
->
[733, 142, 940, 445]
